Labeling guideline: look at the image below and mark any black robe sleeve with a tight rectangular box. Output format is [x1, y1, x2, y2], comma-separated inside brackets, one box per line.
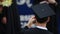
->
[21, 26, 29, 34]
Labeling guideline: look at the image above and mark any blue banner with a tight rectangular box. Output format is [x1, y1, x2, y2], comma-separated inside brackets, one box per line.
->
[17, 0, 34, 15]
[16, 0, 34, 28]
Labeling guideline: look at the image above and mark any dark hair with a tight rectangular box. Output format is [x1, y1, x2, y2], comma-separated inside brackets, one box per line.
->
[35, 14, 48, 23]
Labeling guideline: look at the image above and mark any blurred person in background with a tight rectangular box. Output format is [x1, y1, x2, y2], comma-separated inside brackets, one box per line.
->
[0, 0, 7, 34]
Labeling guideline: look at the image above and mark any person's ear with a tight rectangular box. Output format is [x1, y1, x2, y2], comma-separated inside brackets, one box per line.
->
[46, 17, 50, 23]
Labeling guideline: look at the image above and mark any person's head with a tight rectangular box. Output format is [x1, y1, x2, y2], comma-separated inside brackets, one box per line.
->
[34, 14, 50, 24]
[30, 15, 50, 27]
[32, 1, 55, 26]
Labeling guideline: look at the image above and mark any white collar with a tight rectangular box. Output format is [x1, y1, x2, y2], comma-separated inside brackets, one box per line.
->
[36, 26, 48, 30]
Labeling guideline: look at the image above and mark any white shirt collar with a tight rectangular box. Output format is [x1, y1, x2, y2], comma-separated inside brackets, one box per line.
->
[36, 26, 48, 30]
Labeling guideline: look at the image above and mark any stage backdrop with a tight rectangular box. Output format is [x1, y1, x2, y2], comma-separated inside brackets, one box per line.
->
[16, 0, 34, 28]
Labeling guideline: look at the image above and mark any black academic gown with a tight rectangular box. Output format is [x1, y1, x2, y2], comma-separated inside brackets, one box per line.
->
[24, 28, 53, 34]
[0, 7, 7, 34]
[0, 13, 5, 34]
[6, 1, 20, 34]
[21, 26, 29, 34]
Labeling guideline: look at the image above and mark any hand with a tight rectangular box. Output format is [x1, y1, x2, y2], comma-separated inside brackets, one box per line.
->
[26, 16, 36, 28]
[48, 0, 57, 4]
[1, 17, 7, 24]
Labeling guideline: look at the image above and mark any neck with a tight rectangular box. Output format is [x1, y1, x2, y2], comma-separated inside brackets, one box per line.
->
[35, 22, 47, 27]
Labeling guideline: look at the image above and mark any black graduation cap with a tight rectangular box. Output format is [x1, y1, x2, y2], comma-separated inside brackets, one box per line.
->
[31, 3, 55, 18]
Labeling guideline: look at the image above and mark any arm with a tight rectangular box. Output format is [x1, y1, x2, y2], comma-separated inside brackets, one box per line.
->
[21, 16, 36, 33]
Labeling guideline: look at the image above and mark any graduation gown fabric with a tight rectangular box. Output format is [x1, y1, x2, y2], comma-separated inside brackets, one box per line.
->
[21, 26, 29, 34]
[6, 0, 20, 34]
[0, 7, 7, 34]
[24, 28, 53, 34]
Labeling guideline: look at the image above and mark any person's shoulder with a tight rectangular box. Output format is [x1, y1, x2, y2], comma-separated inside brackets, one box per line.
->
[46, 30, 53, 34]
[24, 28, 36, 34]
[25, 28, 35, 32]
[24, 28, 53, 34]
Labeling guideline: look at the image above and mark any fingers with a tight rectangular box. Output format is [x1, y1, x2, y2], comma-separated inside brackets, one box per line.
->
[48, 0, 57, 4]
[26, 16, 36, 28]
[28, 16, 36, 24]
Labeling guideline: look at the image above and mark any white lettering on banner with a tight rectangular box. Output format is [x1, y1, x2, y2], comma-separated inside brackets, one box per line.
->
[20, 15, 34, 21]
[16, 0, 32, 7]
[21, 22, 27, 28]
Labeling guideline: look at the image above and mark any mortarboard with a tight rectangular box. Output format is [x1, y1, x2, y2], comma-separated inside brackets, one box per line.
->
[31, 3, 55, 18]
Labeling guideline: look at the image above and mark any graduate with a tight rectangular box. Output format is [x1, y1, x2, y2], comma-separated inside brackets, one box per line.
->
[24, 2, 55, 34]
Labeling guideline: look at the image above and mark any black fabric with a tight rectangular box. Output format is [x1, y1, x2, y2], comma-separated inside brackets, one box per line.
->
[21, 26, 29, 31]
[21, 26, 29, 34]
[0, 7, 7, 34]
[6, 0, 20, 34]
[24, 28, 53, 34]
[53, 0, 60, 34]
